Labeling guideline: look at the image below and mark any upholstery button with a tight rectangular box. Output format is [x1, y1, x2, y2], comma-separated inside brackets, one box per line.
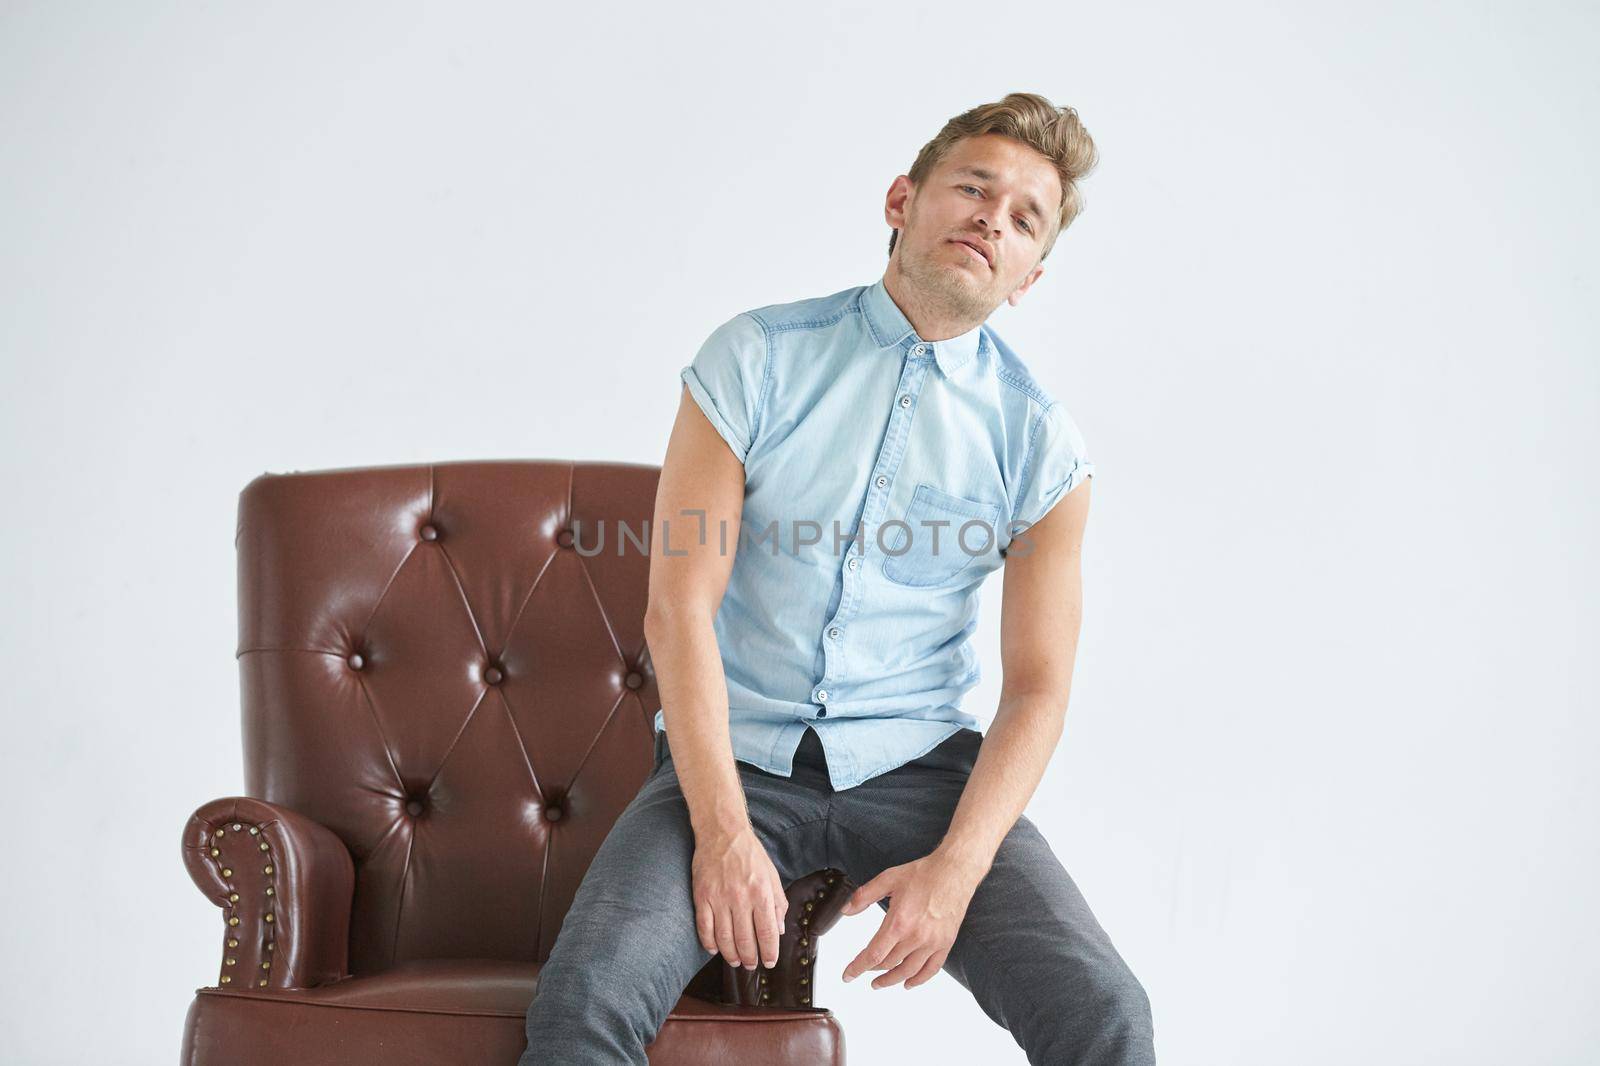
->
[405, 799, 424, 817]
[556, 529, 574, 548]
[485, 665, 504, 685]
[420, 524, 439, 542]
[544, 803, 563, 822]
[624, 671, 644, 690]
[347, 653, 364, 671]
[898, 395, 911, 408]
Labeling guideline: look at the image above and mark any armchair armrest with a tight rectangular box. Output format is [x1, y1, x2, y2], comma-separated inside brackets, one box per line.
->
[684, 867, 853, 1010]
[181, 797, 355, 991]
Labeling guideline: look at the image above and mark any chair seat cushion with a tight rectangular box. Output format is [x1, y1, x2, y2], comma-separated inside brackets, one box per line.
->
[179, 958, 843, 1066]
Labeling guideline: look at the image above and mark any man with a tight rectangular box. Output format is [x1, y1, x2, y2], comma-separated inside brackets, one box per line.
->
[521, 91, 1156, 1065]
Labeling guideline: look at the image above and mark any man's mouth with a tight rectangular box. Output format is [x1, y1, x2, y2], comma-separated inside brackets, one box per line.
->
[950, 238, 991, 270]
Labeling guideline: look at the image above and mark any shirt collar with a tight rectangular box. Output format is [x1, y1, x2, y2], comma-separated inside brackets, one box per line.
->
[859, 276, 985, 376]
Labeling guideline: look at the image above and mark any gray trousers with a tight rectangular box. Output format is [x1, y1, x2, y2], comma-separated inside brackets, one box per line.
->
[520, 725, 1156, 1065]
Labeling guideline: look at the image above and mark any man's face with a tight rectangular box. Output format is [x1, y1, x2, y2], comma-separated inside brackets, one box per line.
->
[886, 133, 1061, 319]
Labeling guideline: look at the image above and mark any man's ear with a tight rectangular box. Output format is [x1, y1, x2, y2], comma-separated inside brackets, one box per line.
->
[884, 175, 914, 232]
[1007, 264, 1044, 307]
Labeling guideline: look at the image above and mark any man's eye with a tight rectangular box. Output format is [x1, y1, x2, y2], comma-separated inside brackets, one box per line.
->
[960, 185, 979, 194]
[1018, 217, 1032, 233]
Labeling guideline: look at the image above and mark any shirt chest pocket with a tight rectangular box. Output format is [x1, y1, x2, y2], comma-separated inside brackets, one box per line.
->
[881, 483, 1005, 588]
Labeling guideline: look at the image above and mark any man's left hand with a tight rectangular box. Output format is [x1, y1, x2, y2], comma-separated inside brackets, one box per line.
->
[837, 851, 987, 990]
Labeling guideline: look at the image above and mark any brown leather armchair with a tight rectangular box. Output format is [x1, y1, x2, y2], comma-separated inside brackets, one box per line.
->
[179, 460, 852, 1065]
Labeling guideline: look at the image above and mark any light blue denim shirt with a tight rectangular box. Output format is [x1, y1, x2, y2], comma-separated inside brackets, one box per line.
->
[654, 277, 1094, 790]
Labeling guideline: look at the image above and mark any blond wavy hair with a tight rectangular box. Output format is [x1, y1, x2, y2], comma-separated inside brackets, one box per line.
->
[888, 92, 1098, 263]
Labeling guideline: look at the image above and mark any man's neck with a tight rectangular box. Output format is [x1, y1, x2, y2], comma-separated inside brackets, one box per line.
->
[881, 265, 984, 342]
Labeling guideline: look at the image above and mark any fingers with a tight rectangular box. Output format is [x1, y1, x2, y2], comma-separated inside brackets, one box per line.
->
[696, 877, 787, 969]
[714, 905, 740, 968]
[755, 892, 784, 968]
[843, 923, 900, 983]
[733, 906, 760, 970]
[841, 873, 885, 915]
[903, 950, 946, 989]
[843, 864, 904, 915]
[695, 899, 717, 955]
[872, 946, 933, 989]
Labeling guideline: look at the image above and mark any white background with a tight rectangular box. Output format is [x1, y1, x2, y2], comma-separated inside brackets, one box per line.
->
[3, 2, 1595, 1063]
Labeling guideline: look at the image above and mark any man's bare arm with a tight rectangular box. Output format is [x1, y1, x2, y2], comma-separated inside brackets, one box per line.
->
[835, 479, 1093, 989]
[644, 385, 749, 838]
[936, 477, 1093, 882]
[643, 384, 787, 970]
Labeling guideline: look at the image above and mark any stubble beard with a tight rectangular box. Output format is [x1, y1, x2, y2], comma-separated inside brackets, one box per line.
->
[899, 236, 997, 323]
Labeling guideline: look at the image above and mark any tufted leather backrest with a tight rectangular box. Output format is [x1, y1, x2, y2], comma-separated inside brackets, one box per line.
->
[235, 460, 662, 975]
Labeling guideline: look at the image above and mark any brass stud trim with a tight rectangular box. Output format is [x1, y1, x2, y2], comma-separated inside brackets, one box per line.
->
[220, 976, 231, 983]
[249, 827, 259, 836]
[221, 868, 232, 877]
[228, 917, 239, 926]
[209, 848, 219, 857]
[214, 829, 224, 838]
[263, 865, 273, 874]
[227, 939, 238, 948]
[264, 913, 274, 923]
[258, 979, 267, 987]
[225, 958, 235, 966]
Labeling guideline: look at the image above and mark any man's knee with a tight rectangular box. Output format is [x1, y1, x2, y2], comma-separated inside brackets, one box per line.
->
[1058, 960, 1156, 1065]
[1096, 964, 1154, 1040]
[523, 951, 683, 1064]
[526, 895, 713, 1024]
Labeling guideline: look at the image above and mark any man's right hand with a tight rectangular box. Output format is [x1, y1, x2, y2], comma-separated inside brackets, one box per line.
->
[691, 827, 789, 971]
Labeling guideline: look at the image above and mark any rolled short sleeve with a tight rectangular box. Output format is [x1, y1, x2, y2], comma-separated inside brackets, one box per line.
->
[1008, 401, 1094, 540]
[679, 312, 769, 464]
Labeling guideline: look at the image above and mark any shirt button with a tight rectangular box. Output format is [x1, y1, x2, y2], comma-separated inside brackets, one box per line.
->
[898, 394, 911, 408]
[875, 474, 887, 487]
[911, 343, 927, 355]
[828, 627, 841, 639]
[815, 689, 829, 702]
[847, 557, 861, 570]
